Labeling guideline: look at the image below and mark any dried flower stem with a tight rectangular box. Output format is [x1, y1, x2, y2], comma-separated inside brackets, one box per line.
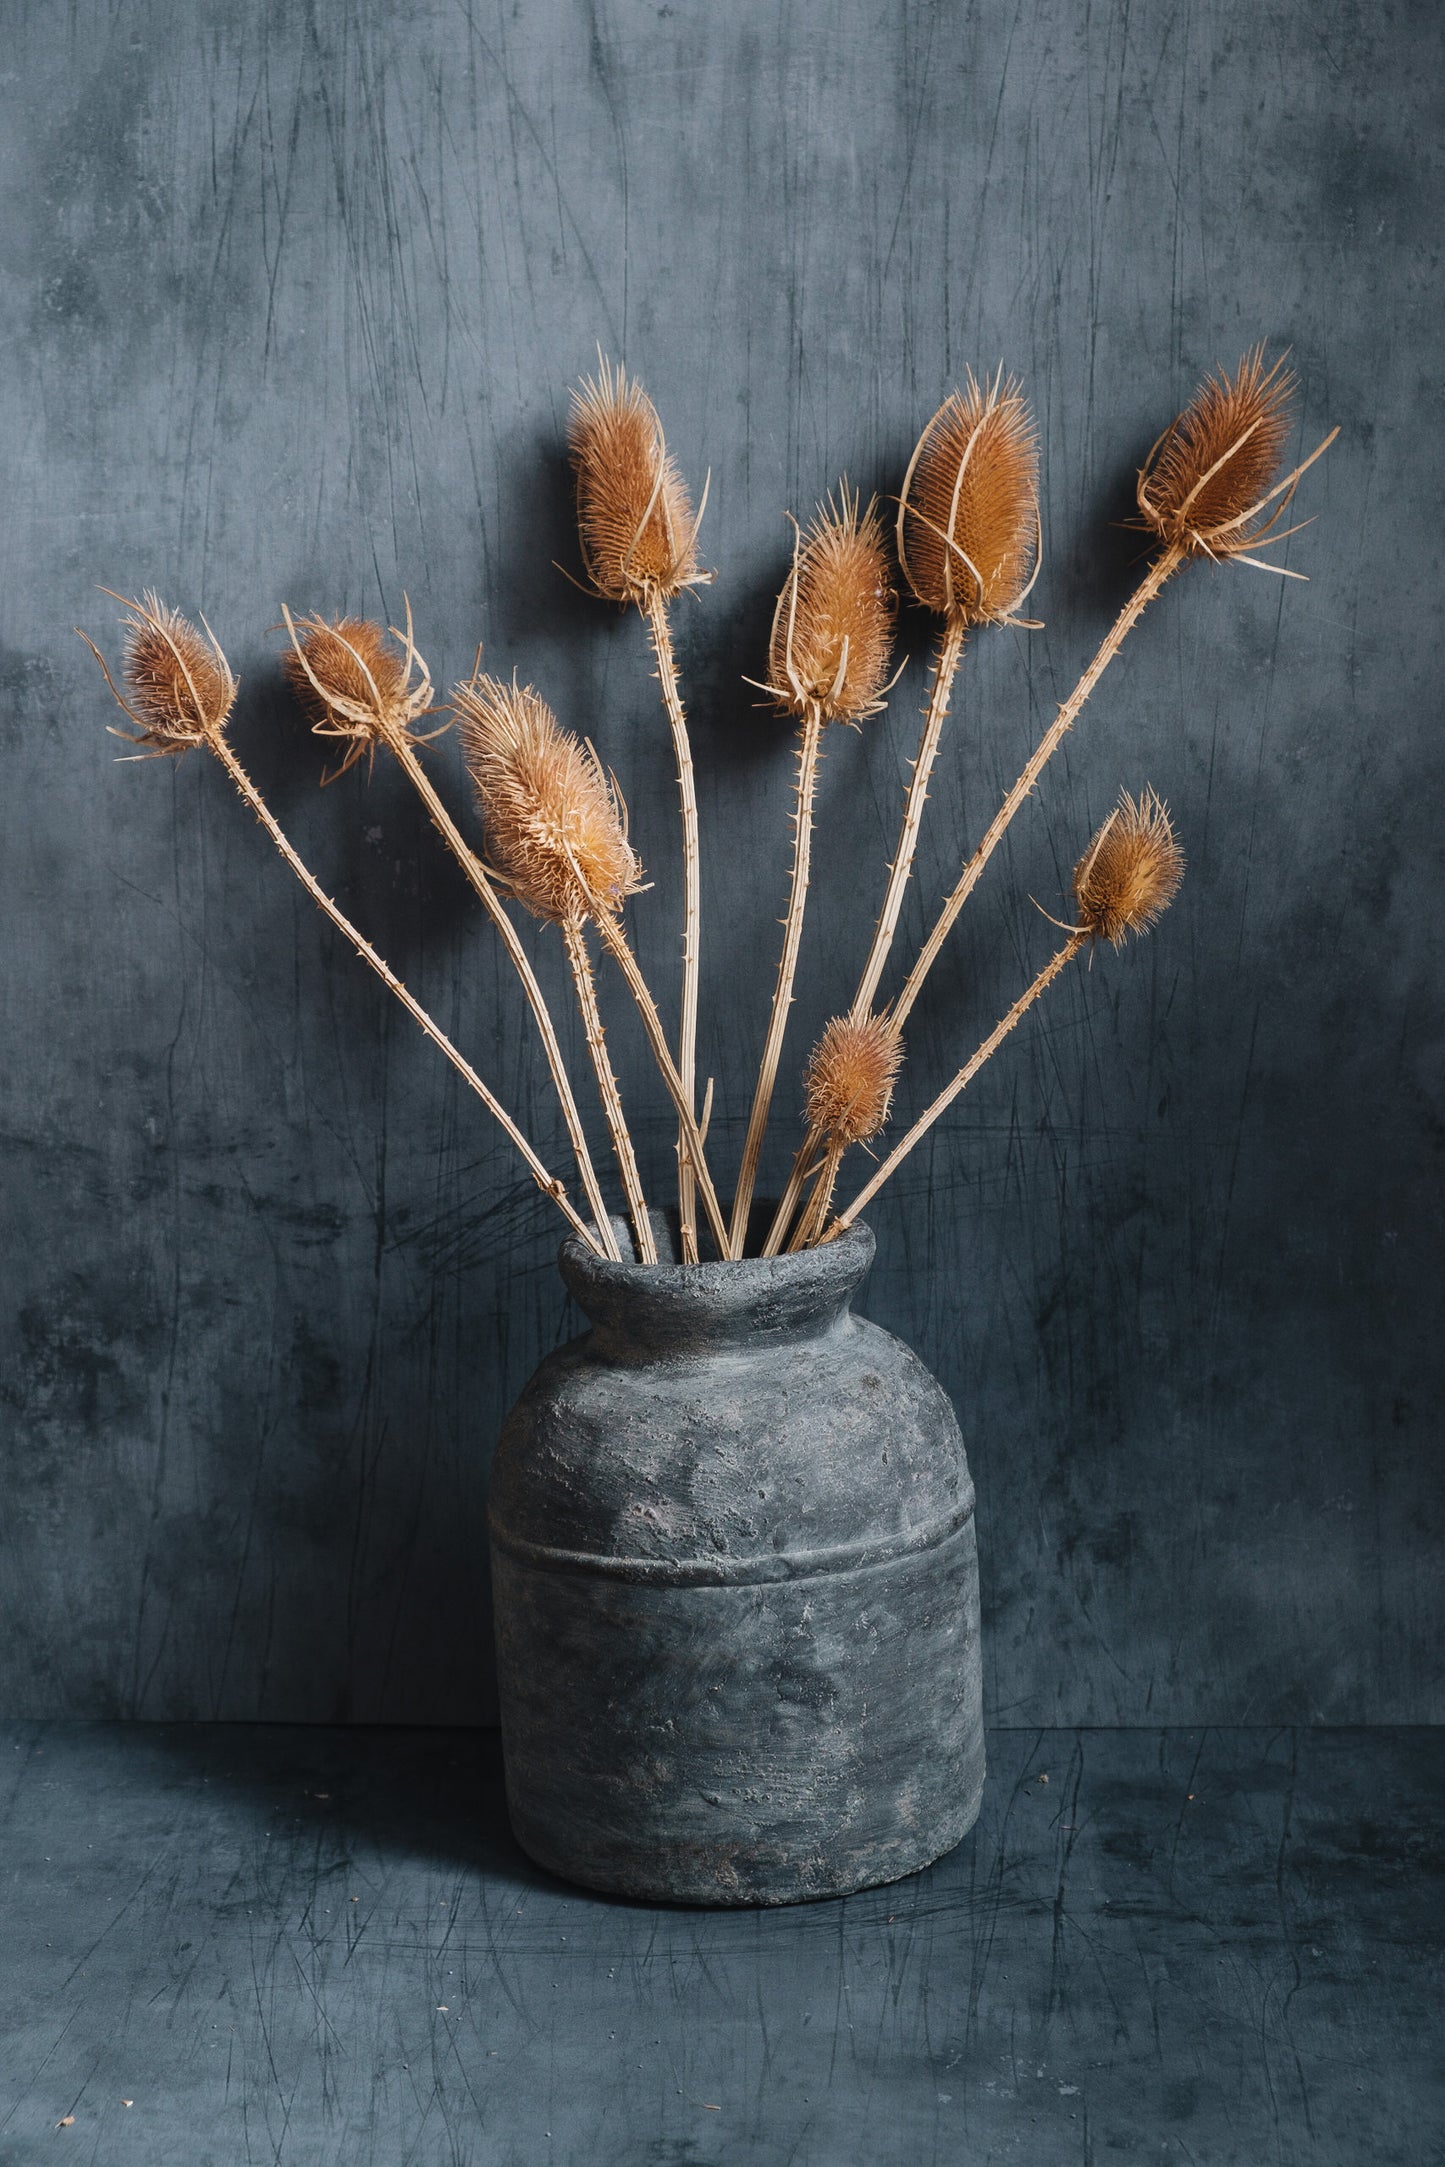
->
[592, 912, 731, 1260]
[828, 934, 1087, 1237]
[208, 734, 599, 1249]
[369, 714, 621, 1261]
[728, 699, 825, 1257]
[644, 590, 702, 1263]
[786, 1136, 845, 1253]
[561, 916, 656, 1264]
[890, 543, 1185, 1031]
[758, 615, 966, 1259]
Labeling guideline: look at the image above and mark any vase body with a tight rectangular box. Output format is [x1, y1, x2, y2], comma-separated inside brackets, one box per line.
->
[488, 1216, 983, 1905]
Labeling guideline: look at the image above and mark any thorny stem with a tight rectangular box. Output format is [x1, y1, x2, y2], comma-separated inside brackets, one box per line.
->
[561, 916, 656, 1264]
[206, 733, 599, 1250]
[890, 542, 1185, 1032]
[728, 700, 824, 1258]
[786, 1136, 845, 1254]
[381, 726, 621, 1260]
[644, 590, 701, 1262]
[593, 912, 731, 1261]
[759, 613, 967, 1260]
[828, 934, 1086, 1236]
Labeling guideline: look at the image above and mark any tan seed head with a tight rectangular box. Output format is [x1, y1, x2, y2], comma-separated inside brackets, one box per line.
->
[803, 1014, 904, 1146]
[456, 675, 642, 924]
[280, 609, 434, 777]
[568, 359, 704, 606]
[82, 592, 238, 755]
[766, 490, 896, 724]
[1073, 787, 1185, 949]
[897, 370, 1040, 624]
[1137, 348, 1299, 558]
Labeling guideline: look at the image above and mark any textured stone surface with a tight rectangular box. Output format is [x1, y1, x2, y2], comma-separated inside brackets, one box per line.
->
[1, 1720, 1440, 2163]
[0, 0, 1440, 1726]
[491, 1220, 984, 1902]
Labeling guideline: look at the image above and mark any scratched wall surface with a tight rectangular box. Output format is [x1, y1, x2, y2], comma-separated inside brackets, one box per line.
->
[0, 0, 1439, 1725]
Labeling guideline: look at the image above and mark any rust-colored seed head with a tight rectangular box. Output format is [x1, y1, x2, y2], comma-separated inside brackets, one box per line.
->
[767, 490, 896, 724]
[568, 358, 703, 606]
[1073, 787, 1185, 949]
[803, 1014, 904, 1146]
[104, 592, 237, 754]
[1137, 348, 1297, 558]
[897, 370, 1040, 624]
[456, 675, 642, 924]
[283, 617, 410, 729]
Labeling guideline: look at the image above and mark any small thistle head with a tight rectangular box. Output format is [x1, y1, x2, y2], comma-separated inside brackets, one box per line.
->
[79, 591, 237, 756]
[803, 1014, 904, 1147]
[281, 607, 435, 777]
[897, 370, 1040, 624]
[1138, 348, 1311, 560]
[568, 358, 706, 606]
[765, 490, 897, 724]
[455, 674, 642, 924]
[1073, 787, 1185, 949]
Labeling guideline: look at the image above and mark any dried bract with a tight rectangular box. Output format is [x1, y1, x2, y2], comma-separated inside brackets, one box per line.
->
[456, 675, 642, 924]
[1073, 787, 1185, 949]
[766, 491, 896, 723]
[282, 609, 435, 778]
[897, 371, 1040, 624]
[803, 1014, 904, 1146]
[1137, 348, 1325, 564]
[569, 359, 705, 605]
[79, 591, 237, 756]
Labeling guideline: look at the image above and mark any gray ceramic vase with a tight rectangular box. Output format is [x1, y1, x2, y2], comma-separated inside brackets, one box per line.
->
[488, 1211, 984, 1906]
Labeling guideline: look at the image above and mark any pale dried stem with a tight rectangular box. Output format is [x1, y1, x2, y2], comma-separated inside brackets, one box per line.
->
[561, 916, 656, 1264]
[851, 613, 968, 1021]
[644, 591, 701, 1263]
[759, 612, 968, 1260]
[786, 1136, 845, 1254]
[727, 700, 824, 1258]
[890, 543, 1184, 1032]
[593, 913, 731, 1260]
[381, 724, 621, 1260]
[829, 934, 1085, 1236]
[205, 733, 598, 1250]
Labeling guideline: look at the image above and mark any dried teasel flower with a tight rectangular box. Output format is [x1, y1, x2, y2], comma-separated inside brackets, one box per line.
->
[568, 359, 707, 606]
[77, 590, 237, 756]
[1136, 348, 1335, 570]
[803, 1014, 904, 1147]
[281, 605, 437, 779]
[897, 369, 1040, 625]
[1073, 787, 1185, 949]
[764, 490, 897, 724]
[456, 675, 642, 924]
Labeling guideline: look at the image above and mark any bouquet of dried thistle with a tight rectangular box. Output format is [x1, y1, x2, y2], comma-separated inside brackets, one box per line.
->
[81, 349, 1333, 1265]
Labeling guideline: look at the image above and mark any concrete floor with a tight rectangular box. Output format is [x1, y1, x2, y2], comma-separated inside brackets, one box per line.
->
[2, 1723, 1439, 2164]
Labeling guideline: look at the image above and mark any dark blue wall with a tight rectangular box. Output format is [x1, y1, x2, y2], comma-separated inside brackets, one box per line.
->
[2, 0, 1440, 1724]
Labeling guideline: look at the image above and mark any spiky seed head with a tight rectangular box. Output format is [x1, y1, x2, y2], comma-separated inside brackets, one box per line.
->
[803, 1014, 904, 1146]
[456, 675, 642, 924]
[91, 592, 237, 754]
[283, 616, 410, 729]
[897, 371, 1039, 624]
[1073, 787, 1185, 949]
[1137, 348, 1298, 557]
[568, 358, 703, 605]
[767, 490, 896, 724]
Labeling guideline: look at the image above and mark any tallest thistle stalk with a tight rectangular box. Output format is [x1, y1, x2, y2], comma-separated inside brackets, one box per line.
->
[569, 361, 711, 1258]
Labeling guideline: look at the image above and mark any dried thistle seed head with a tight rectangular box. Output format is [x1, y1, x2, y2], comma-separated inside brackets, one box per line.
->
[767, 490, 897, 724]
[281, 609, 435, 778]
[85, 591, 237, 755]
[456, 674, 642, 924]
[1073, 787, 1185, 949]
[568, 358, 704, 605]
[803, 1014, 904, 1146]
[1137, 348, 1298, 558]
[897, 371, 1040, 624]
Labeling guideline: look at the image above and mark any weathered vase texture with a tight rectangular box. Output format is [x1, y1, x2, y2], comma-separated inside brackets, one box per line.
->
[488, 1214, 984, 1905]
